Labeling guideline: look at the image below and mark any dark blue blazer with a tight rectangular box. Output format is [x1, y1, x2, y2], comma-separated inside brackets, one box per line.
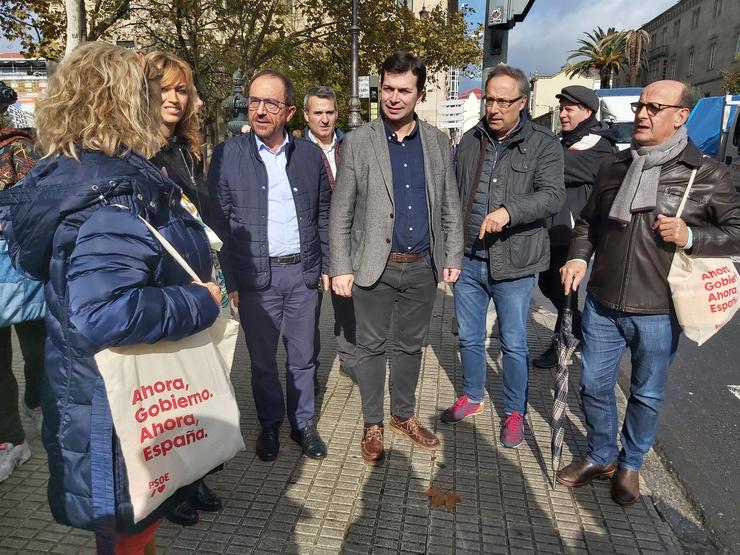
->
[207, 132, 331, 292]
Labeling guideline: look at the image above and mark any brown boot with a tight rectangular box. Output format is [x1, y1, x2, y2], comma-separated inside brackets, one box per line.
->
[612, 467, 640, 506]
[390, 414, 440, 450]
[556, 458, 616, 487]
[361, 424, 385, 466]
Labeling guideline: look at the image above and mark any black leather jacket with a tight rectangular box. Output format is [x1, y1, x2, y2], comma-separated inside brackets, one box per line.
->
[455, 117, 565, 280]
[569, 140, 740, 314]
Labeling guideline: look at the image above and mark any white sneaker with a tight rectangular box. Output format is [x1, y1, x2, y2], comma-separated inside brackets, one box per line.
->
[0, 441, 32, 483]
[24, 404, 43, 434]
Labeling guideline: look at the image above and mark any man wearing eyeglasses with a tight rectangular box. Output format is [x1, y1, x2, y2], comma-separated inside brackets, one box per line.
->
[441, 65, 565, 450]
[208, 70, 331, 462]
[557, 80, 740, 506]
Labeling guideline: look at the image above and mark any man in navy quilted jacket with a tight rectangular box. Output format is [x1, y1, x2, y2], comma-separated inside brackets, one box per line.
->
[208, 70, 331, 462]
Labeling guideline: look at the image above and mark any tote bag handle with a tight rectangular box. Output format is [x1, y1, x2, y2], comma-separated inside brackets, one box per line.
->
[675, 168, 698, 219]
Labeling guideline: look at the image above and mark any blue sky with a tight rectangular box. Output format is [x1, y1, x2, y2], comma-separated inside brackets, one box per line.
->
[459, 0, 678, 92]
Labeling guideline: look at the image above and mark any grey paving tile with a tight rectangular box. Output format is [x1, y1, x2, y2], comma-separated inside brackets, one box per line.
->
[1, 293, 684, 554]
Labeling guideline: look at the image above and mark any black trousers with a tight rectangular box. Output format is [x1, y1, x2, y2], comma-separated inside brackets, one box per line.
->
[0, 319, 46, 444]
[352, 256, 437, 424]
[538, 244, 582, 339]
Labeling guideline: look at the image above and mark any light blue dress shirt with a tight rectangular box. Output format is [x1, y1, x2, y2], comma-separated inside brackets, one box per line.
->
[255, 133, 301, 256]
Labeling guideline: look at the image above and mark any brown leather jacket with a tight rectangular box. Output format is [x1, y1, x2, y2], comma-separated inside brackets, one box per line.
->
[568, 140, 740, 314]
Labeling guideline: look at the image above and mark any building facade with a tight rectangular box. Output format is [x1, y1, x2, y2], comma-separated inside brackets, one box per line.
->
[0, 53, 48, 114]
[616, 0, 740, 96]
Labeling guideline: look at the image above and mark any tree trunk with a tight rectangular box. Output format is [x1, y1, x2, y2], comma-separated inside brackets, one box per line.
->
[65, 0, 86, 58]
[600, 68, 611, 89]
[628, 39, 641, 87]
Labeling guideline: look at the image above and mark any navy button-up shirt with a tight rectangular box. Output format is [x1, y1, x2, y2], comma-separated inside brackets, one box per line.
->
[384, 117, 429, 253]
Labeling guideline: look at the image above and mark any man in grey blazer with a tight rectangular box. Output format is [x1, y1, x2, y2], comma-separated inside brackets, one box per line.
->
[329, 51, 464, 466]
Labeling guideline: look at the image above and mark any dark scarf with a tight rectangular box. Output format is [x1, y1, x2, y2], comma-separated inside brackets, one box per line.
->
[560, 114, 599, 148]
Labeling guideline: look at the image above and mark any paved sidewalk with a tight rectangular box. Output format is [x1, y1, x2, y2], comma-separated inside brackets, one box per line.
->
[1, 285, 682, 554]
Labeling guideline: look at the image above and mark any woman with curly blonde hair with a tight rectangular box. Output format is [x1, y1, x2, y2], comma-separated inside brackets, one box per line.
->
[146, 51, 211, 221]
[1, 41, 222, 553]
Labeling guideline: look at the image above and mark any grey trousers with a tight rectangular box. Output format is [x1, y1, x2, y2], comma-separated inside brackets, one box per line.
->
[352, 255, 437, 424]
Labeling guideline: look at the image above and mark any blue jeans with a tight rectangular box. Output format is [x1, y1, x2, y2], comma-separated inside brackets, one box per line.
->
[580, 295, 681, 471]
[454, 256, 534, 414]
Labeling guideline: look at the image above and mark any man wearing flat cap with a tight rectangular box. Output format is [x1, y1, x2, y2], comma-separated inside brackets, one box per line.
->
[533, 85, 616, 368]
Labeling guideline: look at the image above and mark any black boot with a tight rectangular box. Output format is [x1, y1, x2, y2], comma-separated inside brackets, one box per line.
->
[166, 498, 199, 526]
[193, 480, 222, 512]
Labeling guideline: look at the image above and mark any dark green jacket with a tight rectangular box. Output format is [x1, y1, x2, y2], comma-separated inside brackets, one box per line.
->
[455, 117, 565, 280]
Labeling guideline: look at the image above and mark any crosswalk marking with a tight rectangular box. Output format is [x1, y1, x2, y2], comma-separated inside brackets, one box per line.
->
[728, 385, 740, 401]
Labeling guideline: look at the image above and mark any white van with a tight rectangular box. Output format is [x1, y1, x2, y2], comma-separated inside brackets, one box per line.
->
[595, 87, 642, 151]
[718, 96, 740, 192]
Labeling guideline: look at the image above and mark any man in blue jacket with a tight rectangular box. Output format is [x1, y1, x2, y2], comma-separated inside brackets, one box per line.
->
[208, 70, 331, 462]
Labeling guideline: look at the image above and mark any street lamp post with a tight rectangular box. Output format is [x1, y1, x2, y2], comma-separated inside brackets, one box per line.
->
[347, 0, 362, 130]
[222, 68, 249, 136]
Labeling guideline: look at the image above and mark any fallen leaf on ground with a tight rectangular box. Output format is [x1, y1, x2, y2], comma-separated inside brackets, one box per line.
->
[424, 484, 462, 511]
[425, 484, 447, 508]
[444, 490, 462, 511]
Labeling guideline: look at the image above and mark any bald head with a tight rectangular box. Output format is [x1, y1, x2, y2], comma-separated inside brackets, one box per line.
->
[643, 80, 692, 108]
[632, 80, 692, 147]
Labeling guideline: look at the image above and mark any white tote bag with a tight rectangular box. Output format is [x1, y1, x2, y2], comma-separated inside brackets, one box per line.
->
[667, 169, 739, 346]
[95, 216, 244, 523]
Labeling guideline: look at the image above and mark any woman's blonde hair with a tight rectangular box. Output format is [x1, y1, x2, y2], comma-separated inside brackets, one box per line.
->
[145, 50, 203, 160]
[35, 42, 161, 160]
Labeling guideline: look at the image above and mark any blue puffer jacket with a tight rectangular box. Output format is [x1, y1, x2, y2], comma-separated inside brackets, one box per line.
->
[207, 132, 330, 292]
[0, 236, 45, 326]
[0, 150, 219, 539]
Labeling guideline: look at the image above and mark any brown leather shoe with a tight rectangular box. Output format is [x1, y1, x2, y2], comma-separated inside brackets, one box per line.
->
[612, 467, 640, 506]
[361, 424, 385, 466]
[390, 414, 440, 450]
[556, 458, 617, 487]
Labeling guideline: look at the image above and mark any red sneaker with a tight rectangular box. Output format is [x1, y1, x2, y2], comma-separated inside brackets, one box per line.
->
[441, 395, 485, 424]
[500, 411, 524, 448]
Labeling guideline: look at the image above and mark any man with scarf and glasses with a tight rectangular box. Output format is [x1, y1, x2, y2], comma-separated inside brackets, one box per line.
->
[533, 85, 616, 369]
[556, 80, 740, 506]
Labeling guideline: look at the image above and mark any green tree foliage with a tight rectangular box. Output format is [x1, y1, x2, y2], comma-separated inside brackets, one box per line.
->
[0, 0, 481, 141]
[564, 26, 626, 89]
[623, 28, 650, 87]
[0, 0, 131, 57]
[721, 70, 740, 95]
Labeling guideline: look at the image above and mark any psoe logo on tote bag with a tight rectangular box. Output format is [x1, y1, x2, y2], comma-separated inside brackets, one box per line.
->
[148, 472, 171, 498]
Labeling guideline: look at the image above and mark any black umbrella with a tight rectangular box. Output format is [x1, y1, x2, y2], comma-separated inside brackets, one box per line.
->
[551, 292, 580, 488]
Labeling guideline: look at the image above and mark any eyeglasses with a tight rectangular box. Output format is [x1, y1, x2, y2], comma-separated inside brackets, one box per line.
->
[247, 96, 289, 114]
[484, 95, 524, 109]
[630, 101, 687, 116]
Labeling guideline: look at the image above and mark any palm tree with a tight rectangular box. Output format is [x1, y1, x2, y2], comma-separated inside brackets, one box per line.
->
[565, 27, 626, 89]
[623, 28, 651, 86]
